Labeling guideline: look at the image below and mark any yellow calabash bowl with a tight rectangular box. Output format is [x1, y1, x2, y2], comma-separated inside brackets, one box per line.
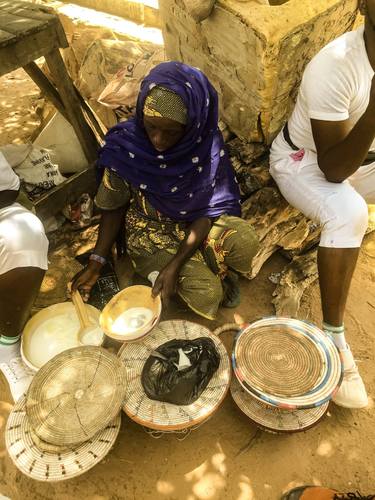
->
[99, 285, 162, 342]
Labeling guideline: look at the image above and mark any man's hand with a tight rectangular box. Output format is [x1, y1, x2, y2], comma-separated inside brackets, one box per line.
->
[151, 261, 180, 307]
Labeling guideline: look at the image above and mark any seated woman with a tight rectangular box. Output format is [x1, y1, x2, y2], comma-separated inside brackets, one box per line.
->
[72, 62, 259, 320]
[0, 153, 48, 402]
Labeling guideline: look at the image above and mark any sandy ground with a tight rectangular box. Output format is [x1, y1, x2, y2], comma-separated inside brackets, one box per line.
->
[1, 70, 375, 500]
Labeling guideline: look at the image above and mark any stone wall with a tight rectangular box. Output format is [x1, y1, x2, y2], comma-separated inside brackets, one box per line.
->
[159, 0, 360, 143]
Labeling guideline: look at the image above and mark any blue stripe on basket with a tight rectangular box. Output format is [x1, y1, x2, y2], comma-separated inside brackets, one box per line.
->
[232, 317, 343, 410]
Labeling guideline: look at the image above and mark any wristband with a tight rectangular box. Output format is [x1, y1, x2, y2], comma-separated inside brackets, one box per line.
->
[89, 253, 107, 265]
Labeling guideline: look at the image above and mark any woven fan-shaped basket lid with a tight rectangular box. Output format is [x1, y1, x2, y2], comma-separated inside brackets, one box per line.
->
[230, 377, 329, 434]
[233, 317, 342, 409]
[118, 320, 231, 431]
[6, 396, 121, 482]
[26, 346, 126, 446]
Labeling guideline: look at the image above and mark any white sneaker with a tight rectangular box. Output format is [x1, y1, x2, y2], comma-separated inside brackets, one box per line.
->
[0, 357, 34, 403]
[332, 348, 368, 409]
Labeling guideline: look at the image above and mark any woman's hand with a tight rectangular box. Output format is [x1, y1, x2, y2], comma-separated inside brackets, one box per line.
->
[151, 218, 213, 307]
[151, 261, 180, 307]
[71, 261, 102, 302]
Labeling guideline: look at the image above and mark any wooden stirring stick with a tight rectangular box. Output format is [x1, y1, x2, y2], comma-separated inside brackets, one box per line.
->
[71, 290, 94, 343]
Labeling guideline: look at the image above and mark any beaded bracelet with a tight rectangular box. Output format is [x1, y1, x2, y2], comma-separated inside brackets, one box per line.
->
[89, 253, 107, 265]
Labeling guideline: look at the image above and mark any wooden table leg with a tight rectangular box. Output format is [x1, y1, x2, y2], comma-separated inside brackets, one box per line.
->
[23, 61, 69, 122]
[44, 48, 98, 164]
[24, 62, 106, 143]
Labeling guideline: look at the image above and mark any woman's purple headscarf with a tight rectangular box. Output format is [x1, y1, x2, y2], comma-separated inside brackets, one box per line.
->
[98, 61, 240, 221]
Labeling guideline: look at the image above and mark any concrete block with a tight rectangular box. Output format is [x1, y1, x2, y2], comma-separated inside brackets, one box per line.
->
[159, 0, 361, 143]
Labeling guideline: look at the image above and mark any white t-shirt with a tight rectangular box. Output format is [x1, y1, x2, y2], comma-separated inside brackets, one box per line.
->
[0, 203, 48, 275]
[273, 25, 375, 154]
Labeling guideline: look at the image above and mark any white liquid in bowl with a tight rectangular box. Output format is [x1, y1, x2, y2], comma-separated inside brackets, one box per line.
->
[27, 312, 103, 368]
[81, 325, 104, 345]
[111, 307, 154, 335]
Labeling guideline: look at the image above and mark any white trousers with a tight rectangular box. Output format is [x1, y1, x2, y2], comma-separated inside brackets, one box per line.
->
[270, 134, 375, 248]
[0, 203, 48, 275]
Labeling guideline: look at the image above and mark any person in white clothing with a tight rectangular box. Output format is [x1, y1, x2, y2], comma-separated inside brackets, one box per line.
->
[0, 152, 48, 402]
[270, 0, 375, 409]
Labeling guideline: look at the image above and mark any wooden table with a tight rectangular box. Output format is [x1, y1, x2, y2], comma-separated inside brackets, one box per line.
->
[0, 0, 104, 216]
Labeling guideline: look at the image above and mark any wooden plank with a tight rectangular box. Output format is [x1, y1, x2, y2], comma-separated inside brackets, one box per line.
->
[45, 48, 99, 164]
[23, 61, 70, 122]
[0, 28, 15, 44]
[24, 63, 106, 148]
[0, 1, 56, 21]
[0, 24, 67, 75]
[33, 167, 98, 220]
[0, 1, 65, 47]
[75, 88, 107, 141]
[0, 0, 54, 13]
[0, 12, 51, 40]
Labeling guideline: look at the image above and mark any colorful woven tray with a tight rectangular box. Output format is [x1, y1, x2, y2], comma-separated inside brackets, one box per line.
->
[26, 346, 126, 446]
[233, 317, 342, 409]
[6, 396, 121, 482]
[118, 320, 231, 431]
[230, 377, 329, 434]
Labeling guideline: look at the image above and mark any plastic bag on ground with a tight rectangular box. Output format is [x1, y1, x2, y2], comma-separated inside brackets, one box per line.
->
[63, 193, 93, 228]
[141, 337, 220, 406]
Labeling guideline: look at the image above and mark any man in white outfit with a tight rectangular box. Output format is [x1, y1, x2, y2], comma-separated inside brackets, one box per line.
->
[0, 152, 48, 402]
[270, 0, 375, 409]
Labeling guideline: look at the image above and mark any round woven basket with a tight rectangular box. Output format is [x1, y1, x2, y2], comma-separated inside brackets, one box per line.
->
[233, 317, 343, 410]
[6, 396, 121, 482]
[230, 377, 329, 434]
[26, 346, 126, 446]
[118, 320, 231, 431]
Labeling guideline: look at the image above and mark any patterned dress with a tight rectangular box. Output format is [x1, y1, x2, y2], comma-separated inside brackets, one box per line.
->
[96, 168, 259, 319]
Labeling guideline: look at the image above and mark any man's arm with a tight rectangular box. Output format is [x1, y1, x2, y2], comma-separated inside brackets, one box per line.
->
[312, 75, 375, 183]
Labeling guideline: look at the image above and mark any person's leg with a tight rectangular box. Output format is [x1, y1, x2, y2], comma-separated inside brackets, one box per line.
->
[131, 250, 223, 320]
[0, 267, 45, 339]
[318, 247, 360, 327]
[270, 150, 370, 408]
[319, 163, 375, 325]
[178, 258, 223, 319]
[348, 161, 375, 204]
[0, 204, 48, 402]
[320, 162, 375, 325]
[203, 215, 259, 307]
[205, 215, 259, 275]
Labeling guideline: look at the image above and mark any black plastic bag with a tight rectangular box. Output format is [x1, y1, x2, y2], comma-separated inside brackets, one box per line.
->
[141, 337, 220, 406]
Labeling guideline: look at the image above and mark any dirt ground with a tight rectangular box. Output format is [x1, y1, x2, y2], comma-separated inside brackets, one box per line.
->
[1, 70, 375, 500]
